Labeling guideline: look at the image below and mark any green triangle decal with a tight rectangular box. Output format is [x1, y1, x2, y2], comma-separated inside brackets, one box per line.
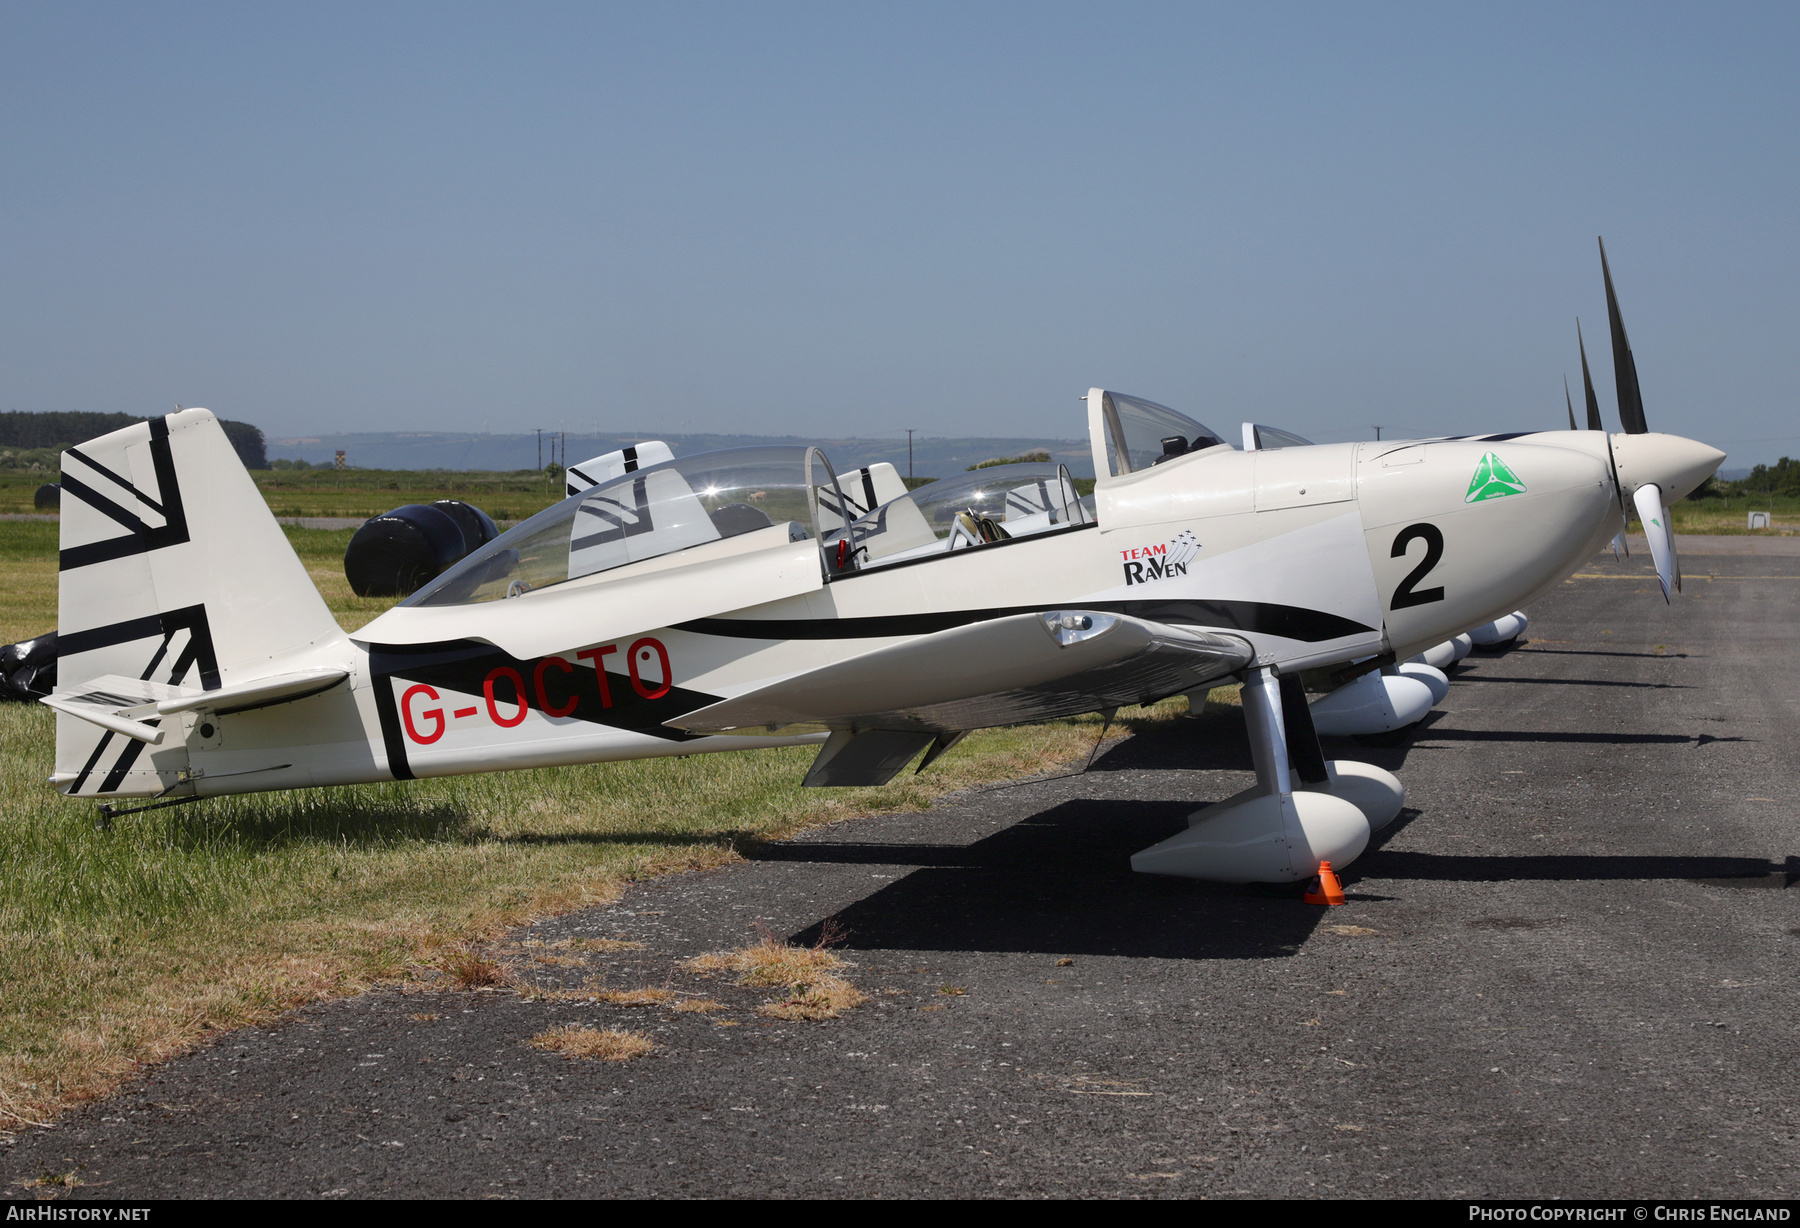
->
[1465, 451, 1527, 503]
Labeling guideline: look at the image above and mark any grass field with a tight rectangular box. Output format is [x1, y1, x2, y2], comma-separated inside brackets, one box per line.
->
[0, 514, 1191, 1130]
[1670, 495, 1800, 534]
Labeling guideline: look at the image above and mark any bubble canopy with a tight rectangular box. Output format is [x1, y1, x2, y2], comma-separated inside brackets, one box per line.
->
[1093, 392, 1225, 477]
[404, 446, 843, 607]
[844, 461, 1092, 569]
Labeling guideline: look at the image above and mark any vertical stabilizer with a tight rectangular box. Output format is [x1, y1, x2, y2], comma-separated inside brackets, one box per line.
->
[52, 409, 346, 796]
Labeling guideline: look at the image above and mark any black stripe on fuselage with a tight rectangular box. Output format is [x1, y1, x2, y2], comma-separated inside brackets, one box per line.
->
[366, 637, 725, 782]
[674, 599, 1372, 644]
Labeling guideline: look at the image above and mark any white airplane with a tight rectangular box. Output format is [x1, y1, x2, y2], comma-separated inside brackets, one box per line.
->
[41, 249, 1719, 886]
[42, 391, 1718, 887]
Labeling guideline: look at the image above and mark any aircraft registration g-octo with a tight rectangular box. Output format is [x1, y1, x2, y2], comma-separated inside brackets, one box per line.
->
[43, 273, 1723, 886]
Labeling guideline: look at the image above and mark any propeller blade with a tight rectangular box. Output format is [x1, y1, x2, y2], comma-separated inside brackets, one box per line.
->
[1564, 377, 1578, 431]
[1632, 482, 1678, 601]
[1577, 319, 1605, 430]
[1600, 237, 1649, 434]
[1582, 317, 1631, 542]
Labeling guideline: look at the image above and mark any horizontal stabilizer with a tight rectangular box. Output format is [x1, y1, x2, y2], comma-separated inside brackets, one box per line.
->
[42, 666, 349, 741]
[151, 667, 348, 716]
[40, 691, 166, 745]
[669, 610, 1252, 736]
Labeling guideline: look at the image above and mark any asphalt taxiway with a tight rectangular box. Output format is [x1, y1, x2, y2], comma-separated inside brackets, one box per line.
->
[6, 539, 1797, 1198]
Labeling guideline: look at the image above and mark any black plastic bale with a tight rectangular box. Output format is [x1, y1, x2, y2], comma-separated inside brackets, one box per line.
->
[33, 483, 60, 511]
[343, 504, 473, 598]
[0, 631, 57, 701]
[429, 499, 499, 553]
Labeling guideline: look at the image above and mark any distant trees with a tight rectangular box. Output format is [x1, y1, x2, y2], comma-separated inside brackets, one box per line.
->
[217, 420, 268, 469]
[0, 412, 144, 448]
[1736, 458, 1800, 498]
[0, 410, 269, 469]
[967, 449, 1052, 471]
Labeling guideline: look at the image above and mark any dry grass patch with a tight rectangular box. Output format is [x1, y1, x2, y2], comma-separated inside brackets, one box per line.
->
[758, 975, 867, 1021]
[687, 935, 847, 986]
[441, 949, 510, 990]
[688, 935, 866, 1021]
[672, 997, 726, 1013]
[528, 1026, 653, 1062]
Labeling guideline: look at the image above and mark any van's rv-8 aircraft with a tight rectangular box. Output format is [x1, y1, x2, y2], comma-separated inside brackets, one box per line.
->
[44, 259, 1723, 886]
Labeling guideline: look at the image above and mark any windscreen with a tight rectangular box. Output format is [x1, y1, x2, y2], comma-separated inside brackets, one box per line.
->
[1099, 393, 1225, 476]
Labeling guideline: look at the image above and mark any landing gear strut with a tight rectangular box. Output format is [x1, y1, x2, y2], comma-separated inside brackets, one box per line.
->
[1130, 666, 1404, 883]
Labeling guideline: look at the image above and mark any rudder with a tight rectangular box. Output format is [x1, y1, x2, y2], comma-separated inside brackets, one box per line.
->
[52, 409, 345, 796]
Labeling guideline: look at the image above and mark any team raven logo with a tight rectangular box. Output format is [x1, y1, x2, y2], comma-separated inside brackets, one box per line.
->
[1120, 530, 1200, 586]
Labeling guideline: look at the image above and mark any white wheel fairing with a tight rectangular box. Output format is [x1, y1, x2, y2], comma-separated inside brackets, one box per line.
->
[1313, 760, 1405, 830]
[1411, 641, 1458, 671]
[1395, 661, 1449, 704]
[1307, 671, 1433, 736]
[1132, 791, 1369, 883]
[1469, 611, 1528, 645]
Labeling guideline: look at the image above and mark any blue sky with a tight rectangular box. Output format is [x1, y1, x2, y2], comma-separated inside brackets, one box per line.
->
[4, 2, 1796, 463]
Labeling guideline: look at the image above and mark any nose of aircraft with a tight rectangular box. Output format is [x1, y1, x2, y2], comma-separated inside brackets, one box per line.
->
[1610, 432, 1726, 503]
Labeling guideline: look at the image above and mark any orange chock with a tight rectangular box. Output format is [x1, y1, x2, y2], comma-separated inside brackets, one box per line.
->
[1303, 860, 1347, 906]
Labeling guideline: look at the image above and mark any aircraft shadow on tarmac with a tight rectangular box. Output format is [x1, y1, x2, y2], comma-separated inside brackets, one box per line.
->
[771, 798, 1332, 961]
[1453, 675, 1695, 690]
[767, 800, 1795, 962]
[754, 717, 1789, 961]
[1347, 851, 1800, 888]
[1512, 647, 1691, 660]
[1408, 728, 1748, 747]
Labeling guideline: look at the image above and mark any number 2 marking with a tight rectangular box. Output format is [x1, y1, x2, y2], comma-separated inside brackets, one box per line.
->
[1390, 523, 1445, 609]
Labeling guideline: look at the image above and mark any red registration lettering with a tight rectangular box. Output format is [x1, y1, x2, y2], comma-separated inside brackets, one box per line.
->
[484, 666, 529, 727]
[628, 637, 672, 699]
[401, 684, 445, 744]
[533, 656, 579, 718]
[576, 645, 618, 707]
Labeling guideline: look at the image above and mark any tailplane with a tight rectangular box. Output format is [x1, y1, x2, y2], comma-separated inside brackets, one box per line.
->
[51, 409, 345, 796]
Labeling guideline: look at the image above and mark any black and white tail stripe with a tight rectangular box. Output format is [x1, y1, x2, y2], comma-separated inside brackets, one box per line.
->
[565, 446, 640, 497]
[816, 466, 886, 525]
[59, 416, 190, 571]
[62, 605, 220, 795]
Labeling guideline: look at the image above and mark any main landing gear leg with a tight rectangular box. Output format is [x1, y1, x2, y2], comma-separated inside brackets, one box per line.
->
[1281, 673, 1406, 832]
[1128, 667, 1385, 883]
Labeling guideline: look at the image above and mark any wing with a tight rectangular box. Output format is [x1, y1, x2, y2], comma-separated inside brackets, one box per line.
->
[668, 609, 1251, 771]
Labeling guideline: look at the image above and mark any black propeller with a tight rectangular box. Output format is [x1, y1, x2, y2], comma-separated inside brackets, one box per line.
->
[1564, 377, 1578, 430]
[1600, 236, 1650, 434]
[1577, 319, 1605, 431]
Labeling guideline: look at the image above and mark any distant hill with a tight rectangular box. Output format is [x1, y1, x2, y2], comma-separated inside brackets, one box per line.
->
[0, 411, 268, 469]
[265, 430, 1096, 479]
